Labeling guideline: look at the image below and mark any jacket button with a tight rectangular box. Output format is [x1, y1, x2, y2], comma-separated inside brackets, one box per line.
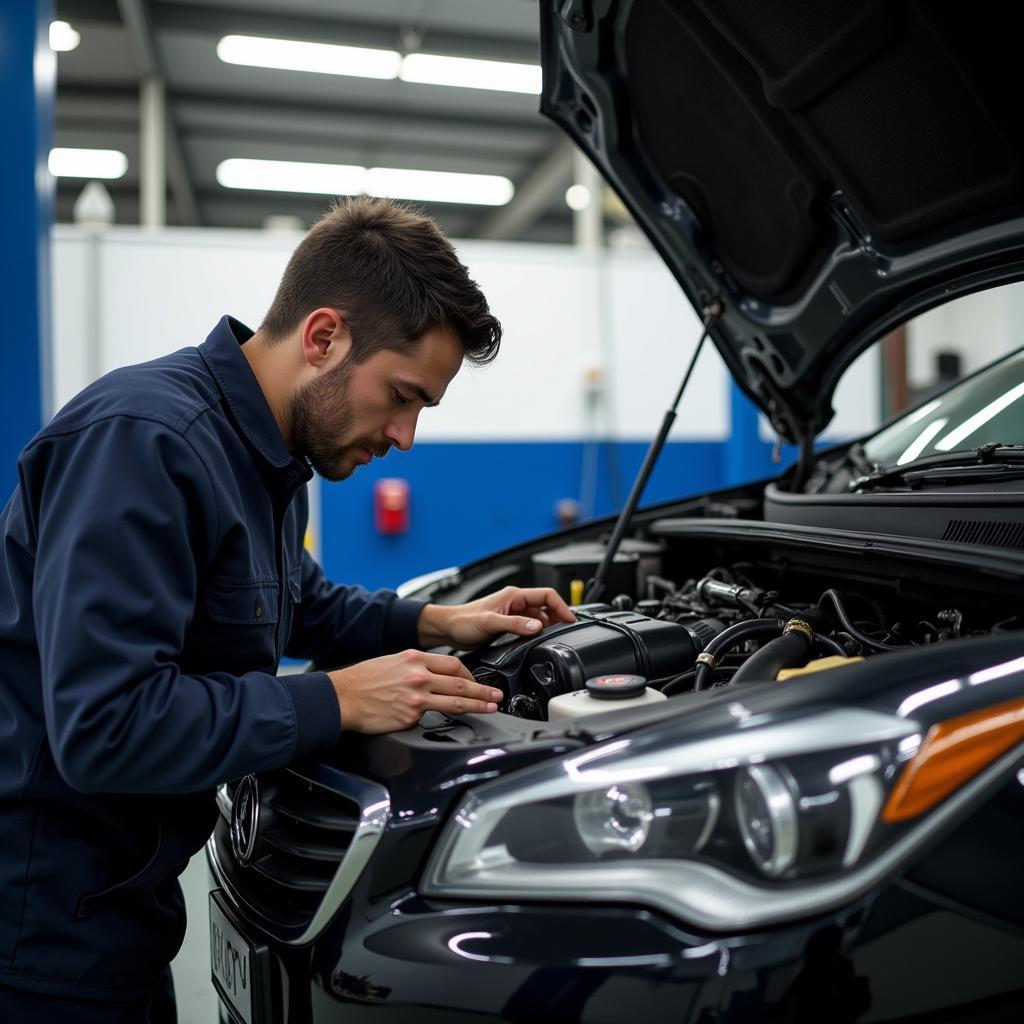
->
[255, 605, 263, 619]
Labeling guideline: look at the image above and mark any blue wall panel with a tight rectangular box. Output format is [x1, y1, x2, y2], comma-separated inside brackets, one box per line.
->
[321, 440, 729, 591]
[0, 1, 53, 499]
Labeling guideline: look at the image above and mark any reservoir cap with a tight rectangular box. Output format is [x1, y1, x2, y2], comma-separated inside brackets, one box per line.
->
[584, 674, 648, 700]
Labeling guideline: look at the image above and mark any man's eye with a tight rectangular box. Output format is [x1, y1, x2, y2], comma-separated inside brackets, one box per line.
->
[393, 389, 411, 405]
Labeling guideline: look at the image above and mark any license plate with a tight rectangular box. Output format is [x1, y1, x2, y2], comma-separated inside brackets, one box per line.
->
[209, 890, 270, 1024]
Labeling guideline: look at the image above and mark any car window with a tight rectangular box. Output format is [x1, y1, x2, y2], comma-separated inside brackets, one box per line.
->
[863, 348, 1024, 466]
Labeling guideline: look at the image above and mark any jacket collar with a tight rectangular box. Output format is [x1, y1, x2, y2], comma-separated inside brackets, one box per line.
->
[199, 315, 311, 487]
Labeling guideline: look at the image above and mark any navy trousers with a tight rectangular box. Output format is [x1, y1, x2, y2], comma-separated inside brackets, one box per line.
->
[0, 967, 176, 1023]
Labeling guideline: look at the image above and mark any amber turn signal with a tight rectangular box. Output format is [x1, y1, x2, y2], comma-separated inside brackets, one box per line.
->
[883, 696, 1024, 822]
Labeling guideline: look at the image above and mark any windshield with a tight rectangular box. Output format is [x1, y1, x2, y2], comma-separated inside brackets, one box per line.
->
[862, 348, 1024, 467]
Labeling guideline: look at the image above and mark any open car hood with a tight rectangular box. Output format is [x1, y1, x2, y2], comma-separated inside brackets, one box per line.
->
[539, 1, 1024, 442]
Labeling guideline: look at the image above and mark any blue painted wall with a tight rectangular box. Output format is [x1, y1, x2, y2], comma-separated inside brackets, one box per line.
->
[0, 1, 53, 499]
[321, 434, 795, 591]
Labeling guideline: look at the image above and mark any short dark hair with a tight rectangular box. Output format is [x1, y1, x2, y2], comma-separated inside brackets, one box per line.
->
[260, 195, 501, 366]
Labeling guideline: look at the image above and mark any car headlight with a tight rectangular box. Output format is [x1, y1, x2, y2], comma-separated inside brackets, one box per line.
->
[421, 687, 1024, 930]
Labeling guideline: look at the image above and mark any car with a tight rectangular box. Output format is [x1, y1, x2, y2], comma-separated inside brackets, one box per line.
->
[207, 2, 1024, 1021]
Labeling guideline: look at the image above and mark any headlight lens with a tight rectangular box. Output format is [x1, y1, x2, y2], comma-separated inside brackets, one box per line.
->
[735, 764, 798, 877]
[421, 698, 1024, 930]
[574, 783, 654, 855]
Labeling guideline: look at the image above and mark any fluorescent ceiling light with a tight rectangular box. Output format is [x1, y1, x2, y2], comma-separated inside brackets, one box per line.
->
[217, 159, 366, 195]
[216, 158, 513, 206]
[216, 34, 540, 94]
[50, 20, 81, 52]
[367, 167, 513, 205]
[400, 53, 541, 94]
[217, 34, 400, 80]
[48, 148, 127, 179]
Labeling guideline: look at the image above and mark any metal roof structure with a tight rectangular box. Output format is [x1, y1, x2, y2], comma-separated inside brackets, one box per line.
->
[53, 0, 582, 241]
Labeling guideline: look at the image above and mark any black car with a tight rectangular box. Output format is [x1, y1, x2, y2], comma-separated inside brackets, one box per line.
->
[207, 3, 1024, 1021]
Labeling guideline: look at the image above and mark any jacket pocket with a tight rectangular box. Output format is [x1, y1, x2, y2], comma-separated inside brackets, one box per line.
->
[74, 825, 163, 920]
[203, 579, 280, 625]
[73, 797, 219, 920]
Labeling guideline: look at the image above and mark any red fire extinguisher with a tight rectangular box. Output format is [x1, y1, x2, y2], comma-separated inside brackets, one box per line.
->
[374, 478, 410, 535]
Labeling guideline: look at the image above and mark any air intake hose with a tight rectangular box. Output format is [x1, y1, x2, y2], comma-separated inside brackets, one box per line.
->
[730, 619, 813, 685]
[692, 618, 787, 691]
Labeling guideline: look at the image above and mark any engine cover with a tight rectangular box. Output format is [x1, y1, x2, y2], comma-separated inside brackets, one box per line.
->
[463, 605, 703, 718]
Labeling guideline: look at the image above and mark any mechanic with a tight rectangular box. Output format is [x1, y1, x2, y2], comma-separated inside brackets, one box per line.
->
[0, 195, 575, 1022]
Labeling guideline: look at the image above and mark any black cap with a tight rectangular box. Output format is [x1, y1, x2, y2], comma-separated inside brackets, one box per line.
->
[584, 674, 647, 700]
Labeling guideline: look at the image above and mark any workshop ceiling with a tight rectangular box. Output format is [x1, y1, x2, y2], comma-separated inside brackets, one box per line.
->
[53, 0, 578, 241]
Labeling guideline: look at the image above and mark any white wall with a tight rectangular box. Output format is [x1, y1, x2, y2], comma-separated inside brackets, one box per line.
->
[907, 281, 1024, 388]
[52, 226, 301, 411]
[50, 225, 886, 444]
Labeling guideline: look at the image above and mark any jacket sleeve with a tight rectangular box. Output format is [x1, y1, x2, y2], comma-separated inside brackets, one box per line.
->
[285, 548, 425, 667]
[29, 416, 340, 795]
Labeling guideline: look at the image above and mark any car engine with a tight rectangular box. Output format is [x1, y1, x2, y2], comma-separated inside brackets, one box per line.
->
[461, 534, 1022, 722]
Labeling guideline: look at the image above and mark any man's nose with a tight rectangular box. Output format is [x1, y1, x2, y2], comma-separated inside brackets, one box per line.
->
[384, 414, 417, 452]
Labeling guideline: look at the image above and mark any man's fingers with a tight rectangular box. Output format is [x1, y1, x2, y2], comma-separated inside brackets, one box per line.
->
[420, 673, 501, 715]
[423, 693, 500, 716]
[423, 669, 503, 705]
[421, 651, 477, 681]
[488, 612, 544, 636]
[506, 587, 576, 623]
[518, 605, 554, 626]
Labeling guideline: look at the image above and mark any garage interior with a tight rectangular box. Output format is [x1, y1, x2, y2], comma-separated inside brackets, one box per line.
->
[4, 2, 1024, 1021]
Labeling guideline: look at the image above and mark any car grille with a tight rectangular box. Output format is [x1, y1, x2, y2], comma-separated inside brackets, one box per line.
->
[209, 763, 390, 944]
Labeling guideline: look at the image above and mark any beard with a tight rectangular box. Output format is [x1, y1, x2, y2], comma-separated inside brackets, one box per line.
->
[289, 359, 388, 481]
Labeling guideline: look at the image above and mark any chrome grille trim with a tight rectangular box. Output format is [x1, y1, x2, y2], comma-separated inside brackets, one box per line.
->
[208, 763, 390, 945]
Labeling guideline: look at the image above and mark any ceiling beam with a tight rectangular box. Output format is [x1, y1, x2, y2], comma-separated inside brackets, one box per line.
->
[476, 138, 575, 240]
[58, 82, 545, 134]
[56, 0, 121, 22]
[148, 1, 540, 64]
[116, 0, 200, 224]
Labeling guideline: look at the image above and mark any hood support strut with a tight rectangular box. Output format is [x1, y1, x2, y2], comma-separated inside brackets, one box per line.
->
[585, 301, 722, 603]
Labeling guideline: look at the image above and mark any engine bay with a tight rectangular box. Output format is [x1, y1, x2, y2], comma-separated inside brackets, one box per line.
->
[461, 527, 1024, 723]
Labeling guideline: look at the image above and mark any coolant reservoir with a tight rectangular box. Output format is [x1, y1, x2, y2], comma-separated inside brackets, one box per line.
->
[548, 674, 667, 720]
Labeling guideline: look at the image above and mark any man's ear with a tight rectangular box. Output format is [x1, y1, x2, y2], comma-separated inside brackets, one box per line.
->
[301, 308, 352, 368]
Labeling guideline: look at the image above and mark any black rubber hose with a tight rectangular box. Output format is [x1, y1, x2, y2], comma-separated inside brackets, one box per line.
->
[818, 589, 909, 652]
[730, 630, 811, 684]
[662, 666, 739, 696]
[693, 618, 785, 691]
[660, 668, 696, 696]
[812, 633, 847, 657]
[663, 623, 845, 695]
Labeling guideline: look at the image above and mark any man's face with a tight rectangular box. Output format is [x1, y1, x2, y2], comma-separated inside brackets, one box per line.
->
[290, 325, 463, 481]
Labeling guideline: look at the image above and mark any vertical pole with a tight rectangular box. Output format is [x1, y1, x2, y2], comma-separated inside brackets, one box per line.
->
[0, 0, 54, 497]
[140, 76, 166, 228]
[572, 149, 603, 250]
[882, 325, 909, 419]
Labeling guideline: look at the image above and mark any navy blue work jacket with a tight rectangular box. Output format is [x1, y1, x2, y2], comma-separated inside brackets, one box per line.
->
[0, 316, 424, 1000]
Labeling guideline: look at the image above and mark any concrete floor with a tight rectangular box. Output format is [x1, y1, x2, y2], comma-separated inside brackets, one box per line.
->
[171, 851, 221, 1023]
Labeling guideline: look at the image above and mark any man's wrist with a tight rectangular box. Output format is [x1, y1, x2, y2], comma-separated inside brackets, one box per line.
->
[418, 603, 454, 648]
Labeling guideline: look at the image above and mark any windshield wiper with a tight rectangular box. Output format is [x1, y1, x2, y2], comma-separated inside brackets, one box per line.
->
[849, 443, 1024, 491]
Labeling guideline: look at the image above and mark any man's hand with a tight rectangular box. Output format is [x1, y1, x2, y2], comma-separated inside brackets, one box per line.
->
[328, 650, 503, 734]
[418, 586, 577, 649]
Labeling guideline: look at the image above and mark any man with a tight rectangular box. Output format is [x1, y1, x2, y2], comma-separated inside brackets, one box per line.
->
[0, 195, 574, 1021]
